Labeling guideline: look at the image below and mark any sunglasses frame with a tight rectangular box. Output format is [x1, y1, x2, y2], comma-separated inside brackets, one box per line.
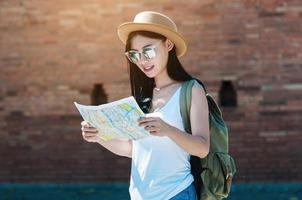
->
[125, 41, 162, 64]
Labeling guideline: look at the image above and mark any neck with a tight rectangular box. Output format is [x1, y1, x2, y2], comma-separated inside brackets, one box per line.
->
[154, 77, 177, 89]
[154, 81, 177, 91]
[154, 68, 175, 89]
[155, 80, 176, 88]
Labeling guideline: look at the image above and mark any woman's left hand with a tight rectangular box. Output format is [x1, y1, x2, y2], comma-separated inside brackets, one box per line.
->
[138, 116, 175, 137]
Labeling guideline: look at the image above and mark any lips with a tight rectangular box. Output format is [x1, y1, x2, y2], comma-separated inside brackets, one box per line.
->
[143, 65, 154, 73]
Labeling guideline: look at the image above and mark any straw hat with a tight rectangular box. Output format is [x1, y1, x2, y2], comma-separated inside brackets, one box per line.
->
[117, 11, 187, 57]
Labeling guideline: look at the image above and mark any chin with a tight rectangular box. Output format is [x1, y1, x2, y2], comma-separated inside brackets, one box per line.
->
[145, 73, 156, 78]
[143, 69, 157, 78]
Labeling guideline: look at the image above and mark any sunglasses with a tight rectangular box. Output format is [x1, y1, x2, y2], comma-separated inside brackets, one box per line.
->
[125, 41, 162, 64]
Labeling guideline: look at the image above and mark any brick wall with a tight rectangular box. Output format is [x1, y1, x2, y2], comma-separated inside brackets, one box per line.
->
[0, 0, 301, 183]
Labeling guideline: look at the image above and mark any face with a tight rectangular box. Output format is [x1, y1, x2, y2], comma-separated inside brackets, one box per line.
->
[127, 35, 173, 78]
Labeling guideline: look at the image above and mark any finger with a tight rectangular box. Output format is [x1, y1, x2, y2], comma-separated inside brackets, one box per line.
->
[150, 130, 159, 135]
[82, 130, 98, 134]
[85, 128, 97, 132]
[147, 122, 158, 127]
[83, 135, 96, 141]
[138, 117, 157, 123]
[138, 119, 159, 127]
[139, 120, 160, 128]
[81, 121, 90, 126]
[82, 122, 93, 129]
[82, 129, 97, 134]
[138, 121, 151, 127]
[82, 130, 97, 137]
[81, 127, 97, 132]
[144, 125, 159, 132]
[83, 132, 97, 137]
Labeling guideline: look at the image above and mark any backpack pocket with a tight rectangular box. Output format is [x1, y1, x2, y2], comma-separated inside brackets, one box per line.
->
[215, 153, 236, 195]
[200, 152, 236, 200]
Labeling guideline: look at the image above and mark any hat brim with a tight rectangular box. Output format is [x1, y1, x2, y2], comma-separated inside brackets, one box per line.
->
[117, 22, 187, 57]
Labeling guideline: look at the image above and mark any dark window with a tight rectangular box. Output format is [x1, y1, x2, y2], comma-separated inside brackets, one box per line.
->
[219, 80, 237, 107]
[91, 84, 107, 105]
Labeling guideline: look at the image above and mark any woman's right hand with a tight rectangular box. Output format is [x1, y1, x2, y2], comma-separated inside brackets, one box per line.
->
[81, 121, 132, 158]
[81, 121, 99, 143]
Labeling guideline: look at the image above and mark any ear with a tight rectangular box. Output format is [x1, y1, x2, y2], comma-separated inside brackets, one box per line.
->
[165, 39, 174, 52]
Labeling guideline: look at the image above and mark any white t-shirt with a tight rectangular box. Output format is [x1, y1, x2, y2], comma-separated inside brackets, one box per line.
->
[129, 86, 194, 200]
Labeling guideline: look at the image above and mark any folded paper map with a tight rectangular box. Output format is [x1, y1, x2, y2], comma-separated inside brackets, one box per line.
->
[74, 96, 150, 141]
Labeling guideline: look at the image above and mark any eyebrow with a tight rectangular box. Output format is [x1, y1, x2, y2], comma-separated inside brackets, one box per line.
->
[130, 44, 154, 51]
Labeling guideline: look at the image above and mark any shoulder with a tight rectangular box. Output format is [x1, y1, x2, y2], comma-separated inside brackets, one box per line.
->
[191, 80, 206, 98]
[190, 80, 208, 109]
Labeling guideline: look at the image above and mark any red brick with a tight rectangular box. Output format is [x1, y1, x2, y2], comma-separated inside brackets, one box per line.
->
[0, 0, 302, 183]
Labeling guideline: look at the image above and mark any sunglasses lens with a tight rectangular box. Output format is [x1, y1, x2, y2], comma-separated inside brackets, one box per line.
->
[125, 43, 158, 63]
[126, 51, 140, 63]
[143, 48, 156, 59]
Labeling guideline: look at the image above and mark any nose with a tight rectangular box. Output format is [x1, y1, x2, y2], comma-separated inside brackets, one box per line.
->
[141, 52, 149, 61]
[137, 53, 149, 64]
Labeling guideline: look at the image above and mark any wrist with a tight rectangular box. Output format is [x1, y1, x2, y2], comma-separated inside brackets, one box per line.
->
[167, 126, 177, 138]
[96, 137, 104, 144]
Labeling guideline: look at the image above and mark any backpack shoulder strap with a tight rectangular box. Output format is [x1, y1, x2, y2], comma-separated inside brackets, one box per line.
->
[179, 80, 195, 134]
[206, 94, 223, 118]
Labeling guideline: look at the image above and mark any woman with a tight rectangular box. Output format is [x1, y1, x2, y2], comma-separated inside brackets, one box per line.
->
[81, 11, 210, 200]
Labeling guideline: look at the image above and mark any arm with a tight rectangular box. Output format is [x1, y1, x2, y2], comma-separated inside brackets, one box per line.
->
[138, 83, 210, 158]
[81, 121, 132, 158]
[167, 83, 210, 158]
[96, 138, 132, 158]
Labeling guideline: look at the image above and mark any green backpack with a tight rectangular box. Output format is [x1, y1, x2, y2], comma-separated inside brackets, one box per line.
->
[179, 79, 237, 200]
